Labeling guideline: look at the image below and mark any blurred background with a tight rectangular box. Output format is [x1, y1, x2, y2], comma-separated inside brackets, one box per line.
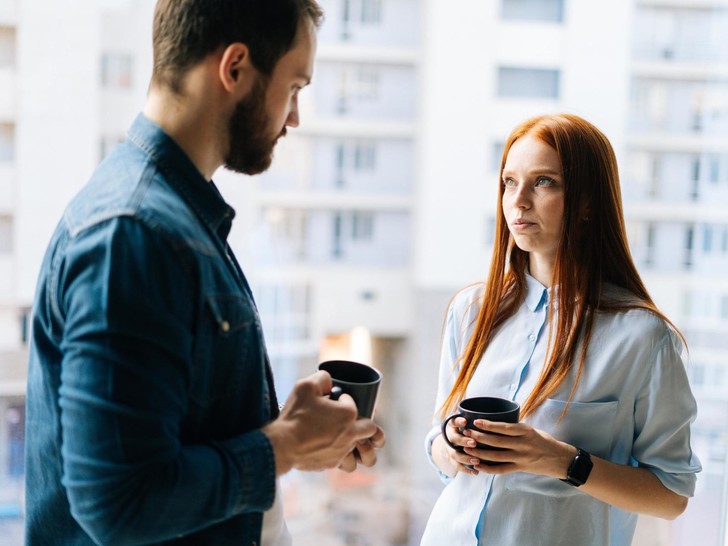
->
[1, 0, 727, 544]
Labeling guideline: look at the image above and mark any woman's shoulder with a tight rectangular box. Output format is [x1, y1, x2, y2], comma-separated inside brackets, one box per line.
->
[445, 283, 485, 324]
[450, 282, 485, 310]
[599, 284, 682, 349]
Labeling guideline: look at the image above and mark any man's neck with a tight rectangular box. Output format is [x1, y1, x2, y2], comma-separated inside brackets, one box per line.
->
[143, 74, 225, 181]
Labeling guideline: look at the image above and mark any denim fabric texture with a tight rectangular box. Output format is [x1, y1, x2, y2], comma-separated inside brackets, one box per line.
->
[25, 114, 279, 546]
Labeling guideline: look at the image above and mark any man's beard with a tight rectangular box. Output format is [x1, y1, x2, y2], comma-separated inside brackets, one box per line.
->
[224, 76, 282, 175]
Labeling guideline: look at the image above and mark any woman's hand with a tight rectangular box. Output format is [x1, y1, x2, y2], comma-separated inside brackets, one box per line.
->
[462, 419, 688, 519]
[462, 419, 574, 478]
[432, 417, 486, 477]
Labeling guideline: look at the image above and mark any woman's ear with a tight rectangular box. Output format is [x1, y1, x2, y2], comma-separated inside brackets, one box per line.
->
[218, 43, 253, 94]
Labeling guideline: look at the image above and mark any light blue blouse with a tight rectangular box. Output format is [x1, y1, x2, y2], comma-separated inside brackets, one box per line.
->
[422, 275, 701, 546]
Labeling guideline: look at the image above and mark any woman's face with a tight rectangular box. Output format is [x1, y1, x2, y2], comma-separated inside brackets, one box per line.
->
[501, 135, 565, 281]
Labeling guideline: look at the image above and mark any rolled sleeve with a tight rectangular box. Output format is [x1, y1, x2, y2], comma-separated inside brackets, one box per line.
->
[632, 330, 702, 497]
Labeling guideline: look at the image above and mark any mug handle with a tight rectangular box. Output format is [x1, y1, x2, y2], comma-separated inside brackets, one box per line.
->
[441, 412, 464, 450]
[328, 386, 343, 401]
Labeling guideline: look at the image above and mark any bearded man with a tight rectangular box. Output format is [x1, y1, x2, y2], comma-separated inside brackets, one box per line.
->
[24, 1, 384, 545]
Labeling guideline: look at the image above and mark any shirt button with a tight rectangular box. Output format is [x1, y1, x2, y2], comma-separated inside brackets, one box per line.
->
[510, 384, 517, 391]
[528, 334, 536, 341]
[220, 320, 231, 333]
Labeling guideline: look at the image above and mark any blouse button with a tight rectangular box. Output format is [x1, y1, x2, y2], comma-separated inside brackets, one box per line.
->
[220, 320, 231, 333]
[528, 334, 536, 342]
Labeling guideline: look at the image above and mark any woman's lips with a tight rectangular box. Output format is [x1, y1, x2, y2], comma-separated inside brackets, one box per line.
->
[511, 219, 535, 231]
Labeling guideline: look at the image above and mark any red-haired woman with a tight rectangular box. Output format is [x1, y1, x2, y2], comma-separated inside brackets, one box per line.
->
[421, 114, 701, 546]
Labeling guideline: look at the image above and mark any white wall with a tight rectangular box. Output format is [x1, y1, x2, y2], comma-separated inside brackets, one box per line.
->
[14, 0, 99, 302]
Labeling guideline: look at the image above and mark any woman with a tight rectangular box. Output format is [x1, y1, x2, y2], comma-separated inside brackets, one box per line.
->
[421, 114, 701, 545]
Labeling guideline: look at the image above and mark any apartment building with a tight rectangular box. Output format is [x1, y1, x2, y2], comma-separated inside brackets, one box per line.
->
[239, 0, 420, 454]
[0, 0, 27, 530]
[1, 0, 726, 544]
[0, 0, 152, 539]
[409, 0, 728, 543]
[624, 1, 728, 543]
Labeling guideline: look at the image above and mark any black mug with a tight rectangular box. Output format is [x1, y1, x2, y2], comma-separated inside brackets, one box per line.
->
[318, 360, 382, 418]
[441, 396, 520, 466]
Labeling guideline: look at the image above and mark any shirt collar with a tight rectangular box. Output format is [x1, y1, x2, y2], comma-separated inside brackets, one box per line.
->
[525, 273, 549, 312]
[126, 113, 236, 242]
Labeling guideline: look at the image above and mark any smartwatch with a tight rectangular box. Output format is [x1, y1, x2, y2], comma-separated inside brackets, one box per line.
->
[561, 447, 593, 487]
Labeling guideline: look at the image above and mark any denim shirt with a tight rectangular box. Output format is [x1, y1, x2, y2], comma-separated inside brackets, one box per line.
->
[25, 114, 280, 546]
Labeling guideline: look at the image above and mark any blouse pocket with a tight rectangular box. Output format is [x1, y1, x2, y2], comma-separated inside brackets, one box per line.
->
[505, 398, 619, 497]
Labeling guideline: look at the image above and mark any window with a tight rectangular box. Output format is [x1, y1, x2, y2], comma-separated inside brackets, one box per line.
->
[101, 53, 133, 89]
[0, 216, 12, 253]
[354, 142, 376, 171]
[497, 67, 560, 99]
[707, 153, 728, 184]
[354, 66, 380, 100]
[485, 215, 497, 246]
[684, 225, 694, 267]
[492, 141, 505, 171]
[501, 0, 564, 22]
[334, 141, 376, 186]
[333, 213, 343, 257]
[361, 0, 382, 24]
[645, 223, 655, 266]
[19, 308, 30, 345]
[351, 212, 374, 240]
[703, 226, 713, 252]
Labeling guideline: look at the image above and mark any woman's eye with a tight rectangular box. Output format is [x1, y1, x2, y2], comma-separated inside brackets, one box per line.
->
[503, 178, 516, 188]
[535, 177, 555, 187]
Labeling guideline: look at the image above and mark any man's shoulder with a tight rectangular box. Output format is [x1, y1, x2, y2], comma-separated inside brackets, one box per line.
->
[64, 141, 195, 241]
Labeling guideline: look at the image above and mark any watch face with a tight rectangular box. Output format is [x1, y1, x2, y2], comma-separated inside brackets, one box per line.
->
[569, 450, 593, 486]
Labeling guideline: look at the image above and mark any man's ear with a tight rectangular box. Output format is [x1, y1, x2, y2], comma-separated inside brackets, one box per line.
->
[218, 43, 254, 93]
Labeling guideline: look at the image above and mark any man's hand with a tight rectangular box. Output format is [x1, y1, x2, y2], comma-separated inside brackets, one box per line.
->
[263, 371, 383, 475]
[337, 425, 386, 472]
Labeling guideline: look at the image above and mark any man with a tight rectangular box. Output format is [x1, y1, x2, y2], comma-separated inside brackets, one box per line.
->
[24, 1, 385, 544]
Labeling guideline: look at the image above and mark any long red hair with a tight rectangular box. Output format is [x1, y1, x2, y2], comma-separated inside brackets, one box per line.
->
[439, 114, 684, 420]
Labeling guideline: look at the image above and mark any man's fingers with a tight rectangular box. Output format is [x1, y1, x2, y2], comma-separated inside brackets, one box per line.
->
[354, 443, 377, 467]
[338, 452, 358, 473]
[368, 424, 386, 448]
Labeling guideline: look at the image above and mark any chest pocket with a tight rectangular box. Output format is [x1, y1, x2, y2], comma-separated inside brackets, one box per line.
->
[505, 398, 619, 497]
[189, 293, 262, 409]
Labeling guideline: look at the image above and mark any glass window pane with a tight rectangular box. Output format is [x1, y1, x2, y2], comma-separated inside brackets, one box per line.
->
[497, 67, 560, 99]
[501, 0, 564, 22]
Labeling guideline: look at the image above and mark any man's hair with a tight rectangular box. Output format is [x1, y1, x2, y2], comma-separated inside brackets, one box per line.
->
[151, 0, 323, 93]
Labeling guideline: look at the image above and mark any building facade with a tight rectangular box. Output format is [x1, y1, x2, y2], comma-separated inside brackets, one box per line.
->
[0, 0, 726, 544]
